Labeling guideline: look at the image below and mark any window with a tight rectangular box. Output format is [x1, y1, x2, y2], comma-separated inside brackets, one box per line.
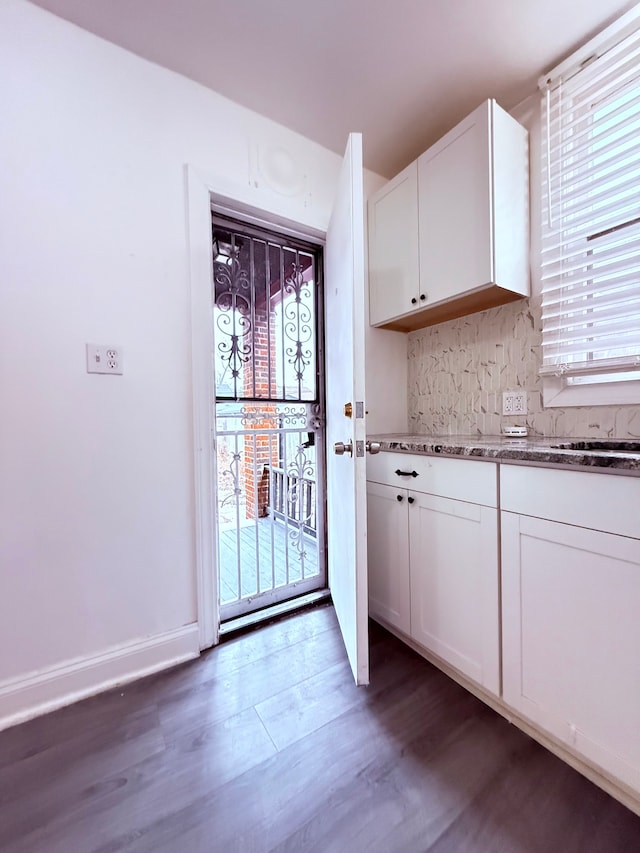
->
[540, 10, 640, 405]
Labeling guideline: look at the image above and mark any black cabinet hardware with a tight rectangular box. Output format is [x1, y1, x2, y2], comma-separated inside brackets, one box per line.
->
[395, 469, 418, 477]
[408, 496, 415, 504]
[396, 495, 403, 502]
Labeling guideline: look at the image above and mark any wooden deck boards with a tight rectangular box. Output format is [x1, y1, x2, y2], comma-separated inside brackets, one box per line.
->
[218, 516, 320, 604]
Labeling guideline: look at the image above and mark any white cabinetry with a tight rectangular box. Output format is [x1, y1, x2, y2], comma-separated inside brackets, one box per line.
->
[368, 161, 420, 326]
[366, 452, 500, 695]
[368, 99, 528, 332]
[409, 490, 499, 695]
[367, 451, 640, 808]
[501, 465, 640, 793]
[366, 481, 411, 634]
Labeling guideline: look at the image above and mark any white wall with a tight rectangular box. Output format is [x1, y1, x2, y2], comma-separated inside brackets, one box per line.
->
[0, 0, 404, 719]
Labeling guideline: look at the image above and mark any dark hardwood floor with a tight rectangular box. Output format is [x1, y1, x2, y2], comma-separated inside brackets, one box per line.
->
[1, 603, 639, 852]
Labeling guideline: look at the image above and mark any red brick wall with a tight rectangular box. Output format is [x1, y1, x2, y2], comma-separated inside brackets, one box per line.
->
[243, 307, 279, 520]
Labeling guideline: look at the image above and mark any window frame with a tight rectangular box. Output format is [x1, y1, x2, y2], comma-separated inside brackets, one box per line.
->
[539, 8, 640, 407]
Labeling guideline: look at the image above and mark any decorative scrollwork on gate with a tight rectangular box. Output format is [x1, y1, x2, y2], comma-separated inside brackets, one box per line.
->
[213, 220, 318, 402]
[239, 404, 308, 428]
[283, 262, 313, 387]
[286, 444, 315, 561]
[214, 251, 252, 394]
[218, 450, 243, 508]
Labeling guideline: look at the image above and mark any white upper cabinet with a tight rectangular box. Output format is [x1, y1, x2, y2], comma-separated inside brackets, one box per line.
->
[368, 161, 420, 326]
[368, 99, 529, 332]
[418, 102, 492, 306]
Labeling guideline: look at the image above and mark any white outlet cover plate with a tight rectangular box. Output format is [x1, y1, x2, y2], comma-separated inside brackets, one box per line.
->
[86, 344, 123, 375]
[502, 390, 527, 416]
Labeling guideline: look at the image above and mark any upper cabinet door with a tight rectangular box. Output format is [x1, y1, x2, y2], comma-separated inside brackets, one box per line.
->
[418, 101, 492, 306]
[368, 99, 528, 333]
[368, 161, 419, 325]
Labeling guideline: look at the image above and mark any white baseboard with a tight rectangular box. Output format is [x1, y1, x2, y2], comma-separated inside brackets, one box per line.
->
[0, 624, 200, 732]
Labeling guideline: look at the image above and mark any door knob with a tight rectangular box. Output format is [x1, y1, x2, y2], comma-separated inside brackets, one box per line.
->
[366, 441, 381, 455]
[334, 440, 353, 457]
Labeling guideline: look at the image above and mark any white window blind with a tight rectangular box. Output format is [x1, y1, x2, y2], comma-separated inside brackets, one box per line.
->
[540, 16, 640, 381]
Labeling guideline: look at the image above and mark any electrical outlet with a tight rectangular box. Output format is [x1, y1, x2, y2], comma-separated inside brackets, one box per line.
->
[86, 344, 123, 375]
[502, 390, 527, 416]
[513, 391, 527, 416]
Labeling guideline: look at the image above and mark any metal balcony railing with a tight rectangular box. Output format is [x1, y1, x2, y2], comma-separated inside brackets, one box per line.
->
[268, 464, 317, 536]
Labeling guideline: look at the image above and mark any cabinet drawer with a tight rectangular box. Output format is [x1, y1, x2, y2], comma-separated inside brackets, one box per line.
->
[367, 452, 497, 507]
[500, 465, 640, 539]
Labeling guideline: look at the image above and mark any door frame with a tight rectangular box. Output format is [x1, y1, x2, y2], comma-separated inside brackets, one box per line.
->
[185, 164, 327, 650]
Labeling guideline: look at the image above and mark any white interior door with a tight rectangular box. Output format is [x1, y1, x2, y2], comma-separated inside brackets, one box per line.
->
[325, 134, 369, 685]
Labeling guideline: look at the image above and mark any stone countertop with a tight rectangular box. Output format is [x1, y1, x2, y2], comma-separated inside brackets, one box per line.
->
[368, 433, 640, 474]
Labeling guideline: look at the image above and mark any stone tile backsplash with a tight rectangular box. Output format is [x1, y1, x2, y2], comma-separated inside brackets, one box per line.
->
[407, 295, 640, 438]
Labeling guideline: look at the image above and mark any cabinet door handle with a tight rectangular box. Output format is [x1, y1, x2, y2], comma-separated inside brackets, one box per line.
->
[407, 496, 415, 504]
[395, 469, 418, 478]
[396, 495, 403, 502]
[411, 297, 417, 305]
[420, 294, 426, 301]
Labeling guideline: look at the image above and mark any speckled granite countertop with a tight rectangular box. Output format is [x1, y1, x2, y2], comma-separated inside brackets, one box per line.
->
[368, 434, 640, 474]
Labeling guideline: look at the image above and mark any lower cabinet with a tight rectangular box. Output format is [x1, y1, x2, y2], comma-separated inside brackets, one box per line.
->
[366, 453, 500, 697]
[366, 480, 410, 635]
[409, 491, 499, 695]
[367, 454, 640, 808]
[501, 466, 640, 794]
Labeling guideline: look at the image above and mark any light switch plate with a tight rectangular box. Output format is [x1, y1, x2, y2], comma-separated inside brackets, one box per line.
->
[86, 344, 123, 375]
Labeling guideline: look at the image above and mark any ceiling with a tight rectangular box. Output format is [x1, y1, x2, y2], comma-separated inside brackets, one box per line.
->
[29, 0, 637, 178]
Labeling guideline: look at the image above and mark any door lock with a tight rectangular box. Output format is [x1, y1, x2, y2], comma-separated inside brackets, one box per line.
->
[366, 441, 381, 455]
[334, 440, 353, 457]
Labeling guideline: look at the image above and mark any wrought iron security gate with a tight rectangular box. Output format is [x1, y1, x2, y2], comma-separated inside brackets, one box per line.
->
[211, 214, 325, 621]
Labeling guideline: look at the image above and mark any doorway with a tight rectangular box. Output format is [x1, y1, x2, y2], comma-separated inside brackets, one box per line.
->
[211, 214, 326, 622]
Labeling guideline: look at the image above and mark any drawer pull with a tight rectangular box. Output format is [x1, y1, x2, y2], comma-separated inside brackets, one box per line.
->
[407, 496, 415, 504]
[395, 469, 418, 478]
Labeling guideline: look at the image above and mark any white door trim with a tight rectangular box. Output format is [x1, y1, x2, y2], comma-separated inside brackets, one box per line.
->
[185, 164, 219, 649]
[184, 164, 329, 649]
